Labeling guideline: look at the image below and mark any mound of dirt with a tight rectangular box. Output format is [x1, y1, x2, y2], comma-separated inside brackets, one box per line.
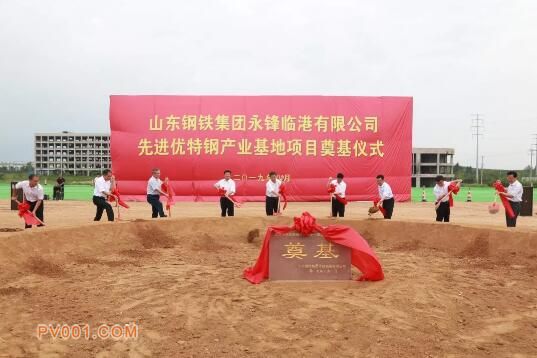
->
[119, 249, 156, 258]
[25, 256, 65, 277]
[190, 233, 231, 252]
[0, 287, 29, 296]
[74, 256, 101, 265]
[0, 216, 536, 357]
[360, 229, 378, 247]
[459, 235, 490, 258]
[390, 239, 422, 251]
[246, 229, 260, 243]
[0, 228, 23, 232]
[135, 222, 176, 249]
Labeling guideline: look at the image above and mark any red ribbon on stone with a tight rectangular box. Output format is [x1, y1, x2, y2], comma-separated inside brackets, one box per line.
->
[243, 212, 384, 284]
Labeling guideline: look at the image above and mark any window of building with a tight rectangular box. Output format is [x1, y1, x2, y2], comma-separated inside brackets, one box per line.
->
[420, 153, 437, 163]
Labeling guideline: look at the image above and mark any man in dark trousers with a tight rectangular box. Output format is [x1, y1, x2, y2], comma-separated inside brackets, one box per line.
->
[12, 174, 45, 228]
[214, 169, 236, 217]
[328, 173, 347, 217]
[265, 171, 282, 216]
[93, 169, 116, 222]
[146, 168, 169, 218]
[376, 174, 394, 219]
[497, 171, 523, 227]
[433, 175, 462, 222]
[53, 175, 65, 200]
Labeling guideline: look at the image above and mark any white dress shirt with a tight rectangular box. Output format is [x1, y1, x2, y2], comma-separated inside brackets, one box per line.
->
[216, 178, 236, 195]
[15, 180, 44, 202]
[266, 179, 282, 197]
[147, 176, 162, 195]
[378, 182, 393, 200]
[506, 180, 523, 202]
[433, 181, 451, 203]
[330, 179, 346, 198]
[93, 176, 111, 198]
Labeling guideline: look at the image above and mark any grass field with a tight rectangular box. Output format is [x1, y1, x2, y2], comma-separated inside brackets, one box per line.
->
[2, 183, 534, 202]
[1, 183, 92, 201]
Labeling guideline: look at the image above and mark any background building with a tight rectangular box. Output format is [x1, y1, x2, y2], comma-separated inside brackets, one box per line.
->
[412, 148, 455, 187]
[34, 132, 111, 175]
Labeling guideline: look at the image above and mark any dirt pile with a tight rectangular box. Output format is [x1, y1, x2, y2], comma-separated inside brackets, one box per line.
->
[0, 217, 536, 357]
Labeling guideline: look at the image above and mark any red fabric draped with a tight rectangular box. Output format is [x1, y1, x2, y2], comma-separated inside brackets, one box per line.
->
[161, 182, 175, 210]
[493, 182, 515, 218]
[17, 202, 41, 226]
[243, 212, 384, 284]
[108, 187, 129, 209]
[328, 184, 348, 205]
[217, 187, 241, 206]
[447, 182, 460, 207]
[278, 184, 288, 210]
[373, 198, 387, 216]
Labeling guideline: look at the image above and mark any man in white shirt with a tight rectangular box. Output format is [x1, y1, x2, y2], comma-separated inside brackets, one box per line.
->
[146, 168, 169, 218]
[433, 175, 462, 222]
[265, 171, 282, 216]
[214, 169, 236, 217]
[497, 171, 523, 227]
[93, 169, 116, 222]
[327, 173, 347, 217]
[12, 174, 45, 228]
[376, 174, 394, 219]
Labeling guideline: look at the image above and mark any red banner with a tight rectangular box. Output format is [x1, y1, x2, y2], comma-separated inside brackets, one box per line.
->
[109, 95, 412, 202]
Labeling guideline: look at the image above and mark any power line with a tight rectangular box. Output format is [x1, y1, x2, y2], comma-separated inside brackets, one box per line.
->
[471, 114, 484, 183]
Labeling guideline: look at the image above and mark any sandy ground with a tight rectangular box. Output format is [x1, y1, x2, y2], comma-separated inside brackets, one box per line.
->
[0, 200, 536, 357]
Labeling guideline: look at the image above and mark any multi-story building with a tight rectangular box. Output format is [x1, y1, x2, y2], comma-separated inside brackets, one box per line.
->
[34, 132, 111, 176]
[412, 148, 455, 187]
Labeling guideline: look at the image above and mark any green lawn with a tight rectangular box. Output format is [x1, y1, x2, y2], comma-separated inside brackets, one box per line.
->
[411, 186, 510, 203]
[1, 183, 93, 201]
[2, 183, 533, 202]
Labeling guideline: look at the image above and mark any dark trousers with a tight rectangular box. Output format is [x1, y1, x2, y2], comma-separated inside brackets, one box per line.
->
[53, 185, 64, 200]
[382, 198, 395, 219]
[220, 196, 234, 217]
[93, 196, 114, 222]
[25, 200, 44, 228]
[436, 201, 450, 222]
[506, 201, 521, 227]
[331, 197, 345, 217]
[147, 194, 165, 218]
[266, 196, 279, 216]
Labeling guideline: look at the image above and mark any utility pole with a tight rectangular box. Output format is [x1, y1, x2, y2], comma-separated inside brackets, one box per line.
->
[480, 155, 484, 185]
[471, 114, 484, 184]
[533, 134, 537, 178]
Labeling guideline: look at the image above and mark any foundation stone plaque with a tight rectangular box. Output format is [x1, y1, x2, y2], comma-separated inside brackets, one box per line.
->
[269, 232, 351, 280]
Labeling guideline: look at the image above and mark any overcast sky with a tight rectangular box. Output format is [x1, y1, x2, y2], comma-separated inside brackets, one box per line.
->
[1, 0, 536, 169]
